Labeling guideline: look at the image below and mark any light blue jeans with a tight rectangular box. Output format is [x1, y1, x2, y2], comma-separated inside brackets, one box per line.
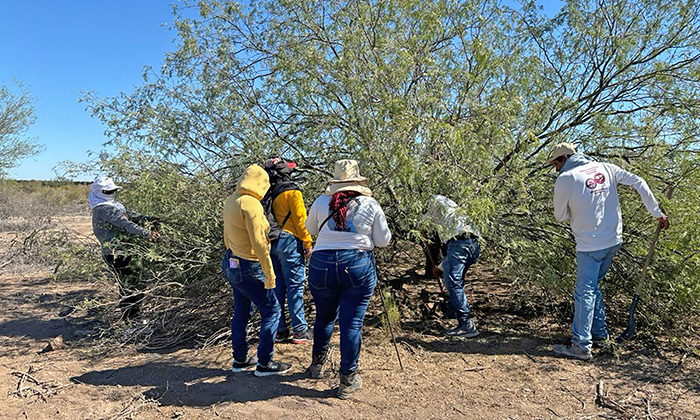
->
[572, 243, 621, 351]
[271, 231, 308, 334]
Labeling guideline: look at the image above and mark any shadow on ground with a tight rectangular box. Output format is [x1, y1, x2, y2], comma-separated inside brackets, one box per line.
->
[72, 362, 334, 406]
[397, 332, 700, 394]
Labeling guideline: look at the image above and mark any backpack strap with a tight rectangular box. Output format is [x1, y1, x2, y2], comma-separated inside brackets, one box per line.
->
[319, 197, 360, 232]
[279, 210, 292, 230]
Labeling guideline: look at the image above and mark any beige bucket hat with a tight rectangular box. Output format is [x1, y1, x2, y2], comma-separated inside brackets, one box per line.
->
[325, 159, 373, 196]
[546, 142, 577, 165]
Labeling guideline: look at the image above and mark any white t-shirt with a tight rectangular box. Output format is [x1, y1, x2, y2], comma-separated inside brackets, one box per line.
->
[554, 161, 663, 252]
[306, 194, 392, 252]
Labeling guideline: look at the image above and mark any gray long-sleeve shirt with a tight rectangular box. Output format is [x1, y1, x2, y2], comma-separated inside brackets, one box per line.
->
[92, 203, 151, 255]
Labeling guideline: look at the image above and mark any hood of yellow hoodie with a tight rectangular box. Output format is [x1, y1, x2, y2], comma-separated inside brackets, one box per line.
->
[235, 164, 270, 200]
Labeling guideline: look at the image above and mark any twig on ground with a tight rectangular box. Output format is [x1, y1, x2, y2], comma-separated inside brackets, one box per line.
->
[464, 365, 490, 372]
[101, 394, 160, 420]
[561, 383, 586, 409]
[10, 366, 69, 402]
[453, 407, 467, 416]
[16, 370, 26, 398]
[400, 341, 417, 355]
[547, 407, 561, 417]
[596, 380, 630, 417]
[642, 393, 655, 420]
[523, 351, 539, 363]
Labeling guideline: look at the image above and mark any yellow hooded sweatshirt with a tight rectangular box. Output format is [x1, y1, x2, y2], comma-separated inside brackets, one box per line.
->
[223, 165, 276, 289]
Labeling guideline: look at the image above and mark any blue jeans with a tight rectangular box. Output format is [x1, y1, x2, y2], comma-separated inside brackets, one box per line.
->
[308, 250, 377, 375]
[443, 237, 480, 325]
[222, 249, 281, 366]
[572, 243, 621, 351]
[271, 232, 308, 334]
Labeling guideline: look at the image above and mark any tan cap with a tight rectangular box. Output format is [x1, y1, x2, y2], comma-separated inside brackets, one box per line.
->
[546, 142, 577, 165]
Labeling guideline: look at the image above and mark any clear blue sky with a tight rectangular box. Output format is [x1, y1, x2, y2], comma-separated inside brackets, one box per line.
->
[0, 0, 178, 180]
[1, 0, 562, 181]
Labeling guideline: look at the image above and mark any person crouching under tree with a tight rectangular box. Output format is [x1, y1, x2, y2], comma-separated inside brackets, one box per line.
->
[422, 194, 482, 338]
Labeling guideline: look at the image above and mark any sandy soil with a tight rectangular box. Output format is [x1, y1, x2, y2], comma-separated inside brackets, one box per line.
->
[0, 216, 698, 419]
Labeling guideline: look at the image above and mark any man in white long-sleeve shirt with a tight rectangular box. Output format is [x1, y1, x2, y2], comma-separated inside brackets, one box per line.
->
[548, 143, 669, 360]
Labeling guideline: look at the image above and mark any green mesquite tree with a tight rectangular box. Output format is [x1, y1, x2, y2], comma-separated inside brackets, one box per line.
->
[0, 83, 43, 178]
[79, 0, 700, 341]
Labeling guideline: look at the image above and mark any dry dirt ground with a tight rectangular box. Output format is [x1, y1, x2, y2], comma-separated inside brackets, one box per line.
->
[0, 215, 698, 419]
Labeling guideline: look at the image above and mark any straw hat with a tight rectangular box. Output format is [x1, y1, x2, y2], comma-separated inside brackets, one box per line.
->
[325, 159, 372, 196]
[546, 142, 577, 165]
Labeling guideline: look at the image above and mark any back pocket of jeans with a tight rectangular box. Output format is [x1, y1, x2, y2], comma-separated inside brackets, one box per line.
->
[347, 259, 374, 288]
[308, 262, 328, 290]
[226, 267, 244, 286]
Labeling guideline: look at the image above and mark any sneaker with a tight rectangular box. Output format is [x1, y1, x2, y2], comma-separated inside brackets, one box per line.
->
[291, 329, 312, 344]
[446, 318, 479, 338]
[552, 343, 592, 361]
[308, 353, 327, 379]
[337, 371, 362, 399]
[275, 330, 290, 343]
[254, 361, 292, 377]
[231, 355, 258, 373]
[592, 335, 612, 349]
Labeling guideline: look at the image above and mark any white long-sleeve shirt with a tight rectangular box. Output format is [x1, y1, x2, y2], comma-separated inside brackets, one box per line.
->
[554, 161, 663, 252]
[422, 195, 480, 244]
[306, 194, 392, 252]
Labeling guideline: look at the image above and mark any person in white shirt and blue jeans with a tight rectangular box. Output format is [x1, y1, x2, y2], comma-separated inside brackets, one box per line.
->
[549, 143, 669, 360]
[423, 195, 481, 338]
[305, 159, 392, 399]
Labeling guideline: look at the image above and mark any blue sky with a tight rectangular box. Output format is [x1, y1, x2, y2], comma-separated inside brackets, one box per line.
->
[2, 0, 563, 181]
[1, 0, 178, 180]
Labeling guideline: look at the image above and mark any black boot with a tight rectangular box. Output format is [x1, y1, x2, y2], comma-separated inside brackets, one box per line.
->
[308, 353, 327, 379]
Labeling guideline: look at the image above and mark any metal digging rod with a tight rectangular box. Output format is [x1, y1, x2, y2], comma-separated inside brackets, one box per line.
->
[617, 220, 663, 343]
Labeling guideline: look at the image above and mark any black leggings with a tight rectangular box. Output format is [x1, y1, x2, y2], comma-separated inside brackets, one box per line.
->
[103, 254, 144, 319]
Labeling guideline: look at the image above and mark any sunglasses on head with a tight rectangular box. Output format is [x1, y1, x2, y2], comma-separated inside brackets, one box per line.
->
[102, 189, 117, 195]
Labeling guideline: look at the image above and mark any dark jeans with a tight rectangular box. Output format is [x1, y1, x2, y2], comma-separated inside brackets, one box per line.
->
[103, 254, 143, 319]
[308, 249, 377, 375]
[443, 237, 480, 325]
[222, 249, 281, 366]
[271, 231, 308, 334]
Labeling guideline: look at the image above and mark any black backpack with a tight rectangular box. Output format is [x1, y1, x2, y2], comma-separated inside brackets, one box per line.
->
[262, 159, 299, 241]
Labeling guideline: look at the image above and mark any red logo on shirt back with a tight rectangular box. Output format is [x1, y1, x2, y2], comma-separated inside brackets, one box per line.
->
[586, 173, 606, 189]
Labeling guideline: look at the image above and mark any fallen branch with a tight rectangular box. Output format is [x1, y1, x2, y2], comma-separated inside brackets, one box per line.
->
[10, 366, 67, 401]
